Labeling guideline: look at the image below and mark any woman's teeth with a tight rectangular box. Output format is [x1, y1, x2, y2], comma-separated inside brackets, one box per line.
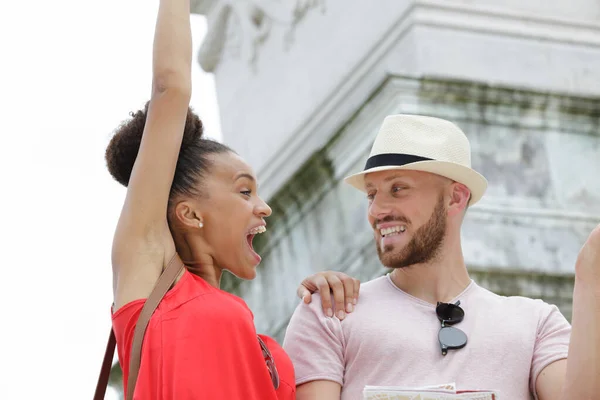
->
[248, 226, 266, 235]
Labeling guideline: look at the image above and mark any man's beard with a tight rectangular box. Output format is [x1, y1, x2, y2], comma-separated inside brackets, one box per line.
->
[376, 194, 447, 269]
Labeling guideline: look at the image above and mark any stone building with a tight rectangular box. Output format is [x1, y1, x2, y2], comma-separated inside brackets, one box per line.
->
[192, 0, 600, 342]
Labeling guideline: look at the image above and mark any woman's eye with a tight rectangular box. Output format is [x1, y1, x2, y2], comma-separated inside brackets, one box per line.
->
[392, 186, 404, 193]
[241, 190, 252, 196]
[367, 193, 375, 201]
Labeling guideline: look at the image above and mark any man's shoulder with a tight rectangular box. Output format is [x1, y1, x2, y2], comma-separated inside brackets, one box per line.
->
[472, 281, 559, 315]
[290, 274, 389, 318]
[359, 274, 390, 292]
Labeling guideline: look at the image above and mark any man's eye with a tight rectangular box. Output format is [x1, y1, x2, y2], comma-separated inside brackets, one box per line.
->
[367, 193, 375, 201]
[392, 186, 404, 193]
[241, 190, 252, 196]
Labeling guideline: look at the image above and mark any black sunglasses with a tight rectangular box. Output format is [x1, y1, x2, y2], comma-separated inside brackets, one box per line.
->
[436, 300, 468, 356]
[257, 336, 280, 390]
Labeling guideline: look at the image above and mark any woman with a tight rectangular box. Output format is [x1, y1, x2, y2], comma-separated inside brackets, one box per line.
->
[107, 1, 358, 399]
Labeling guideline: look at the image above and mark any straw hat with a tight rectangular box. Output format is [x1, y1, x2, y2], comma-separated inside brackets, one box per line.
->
[344, 114, 487, 205]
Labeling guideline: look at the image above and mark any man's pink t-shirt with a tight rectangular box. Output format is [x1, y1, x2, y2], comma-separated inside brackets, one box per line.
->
[283, 275, 570, 400]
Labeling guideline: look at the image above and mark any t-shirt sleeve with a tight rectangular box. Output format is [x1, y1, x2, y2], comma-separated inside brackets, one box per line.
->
[282, 293, 345, 386]
[530, 302, 571, 399]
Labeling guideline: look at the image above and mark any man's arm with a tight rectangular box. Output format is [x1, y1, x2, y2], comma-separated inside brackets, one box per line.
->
[296, 381, 341, 400]
[536, 226, 600, 400]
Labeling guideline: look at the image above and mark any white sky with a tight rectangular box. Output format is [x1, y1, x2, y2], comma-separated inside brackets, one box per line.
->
[0, 1, 220, 398]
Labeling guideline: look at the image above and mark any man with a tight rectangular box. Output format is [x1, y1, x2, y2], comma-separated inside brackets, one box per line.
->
[283, 114, 600, 400]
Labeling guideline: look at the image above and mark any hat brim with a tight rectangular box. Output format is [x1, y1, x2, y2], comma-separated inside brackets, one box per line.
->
[343, 160, 488, 205]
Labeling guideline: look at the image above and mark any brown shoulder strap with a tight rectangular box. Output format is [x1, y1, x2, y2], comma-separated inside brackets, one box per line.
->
[94, 329, 117, 400]
[94, 253, 185, 400]
[126, 253, 184, 399]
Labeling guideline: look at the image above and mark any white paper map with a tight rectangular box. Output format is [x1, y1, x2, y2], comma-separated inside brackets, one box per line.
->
[363, 382, 498, 400]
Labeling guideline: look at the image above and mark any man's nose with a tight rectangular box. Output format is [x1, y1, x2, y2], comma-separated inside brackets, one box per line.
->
[368, 197, 392, 221]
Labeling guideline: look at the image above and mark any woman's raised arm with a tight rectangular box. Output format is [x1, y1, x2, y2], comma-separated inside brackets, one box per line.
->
[109, 0, 192, 310]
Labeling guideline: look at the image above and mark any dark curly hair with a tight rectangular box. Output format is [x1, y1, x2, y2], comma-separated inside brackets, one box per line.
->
[105, 101, 232, 203]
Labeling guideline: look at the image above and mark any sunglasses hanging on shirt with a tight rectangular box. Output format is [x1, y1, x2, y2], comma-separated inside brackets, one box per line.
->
[436, 300, 468, 356]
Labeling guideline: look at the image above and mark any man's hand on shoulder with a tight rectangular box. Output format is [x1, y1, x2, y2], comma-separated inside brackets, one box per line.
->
[296, 271, 360, 320]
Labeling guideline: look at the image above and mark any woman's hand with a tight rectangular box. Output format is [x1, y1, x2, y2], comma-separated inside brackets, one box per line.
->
[297, 271, 360, 320]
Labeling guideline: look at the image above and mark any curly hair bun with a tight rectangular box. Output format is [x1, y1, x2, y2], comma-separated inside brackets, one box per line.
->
[105, 101, 204, 187]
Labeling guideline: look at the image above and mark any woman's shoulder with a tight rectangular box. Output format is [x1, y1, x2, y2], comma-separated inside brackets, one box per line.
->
[154, 270, 253, 320]
[112, 269, 253, 332]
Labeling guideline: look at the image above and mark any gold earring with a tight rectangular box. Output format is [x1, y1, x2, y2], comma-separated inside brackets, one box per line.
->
[198, 221, 204, 228]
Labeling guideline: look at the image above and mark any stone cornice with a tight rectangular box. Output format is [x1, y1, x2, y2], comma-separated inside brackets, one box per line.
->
[415, 0, 600, 48]
[192, 0, 325, 72]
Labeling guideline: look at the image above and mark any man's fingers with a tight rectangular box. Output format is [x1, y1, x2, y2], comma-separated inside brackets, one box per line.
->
[313, 275, 334, 317]
[298, 286, 312, 304]
[353, 277, 360, 305]
[298, 272, 361, 319]
[297, 284, 307, 300]
[340, 275, 356, 313]
[297, 274, 319, 301]
[325, 275, 346, 320]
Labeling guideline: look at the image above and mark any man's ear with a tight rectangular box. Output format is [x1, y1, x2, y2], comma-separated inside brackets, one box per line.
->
[447, 182, 471, 218]
[174, 200, 204, 229]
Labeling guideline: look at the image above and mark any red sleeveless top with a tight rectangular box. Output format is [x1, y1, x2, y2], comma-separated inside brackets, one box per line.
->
[112, 269, 295, 399]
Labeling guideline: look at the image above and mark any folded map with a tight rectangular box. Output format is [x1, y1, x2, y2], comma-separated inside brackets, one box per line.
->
[363, 382, 498, 400]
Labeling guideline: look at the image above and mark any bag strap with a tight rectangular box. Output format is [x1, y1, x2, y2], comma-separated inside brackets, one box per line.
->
[126, 253, 184, 400]
[94, 329, 117, 400]
[94, 253, 185, 400]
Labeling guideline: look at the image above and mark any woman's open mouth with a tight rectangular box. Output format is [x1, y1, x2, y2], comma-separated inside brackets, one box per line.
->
[246, 225, 266, 263]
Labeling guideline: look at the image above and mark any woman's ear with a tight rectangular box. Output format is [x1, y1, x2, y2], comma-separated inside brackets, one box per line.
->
[174, 200, 204, 230]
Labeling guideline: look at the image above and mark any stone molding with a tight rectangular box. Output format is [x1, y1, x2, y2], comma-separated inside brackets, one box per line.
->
[192, 0, 325, 72]
[415, 0, 600, 48]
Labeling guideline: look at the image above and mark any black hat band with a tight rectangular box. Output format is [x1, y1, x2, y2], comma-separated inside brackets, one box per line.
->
[364, 153, 433, 170]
